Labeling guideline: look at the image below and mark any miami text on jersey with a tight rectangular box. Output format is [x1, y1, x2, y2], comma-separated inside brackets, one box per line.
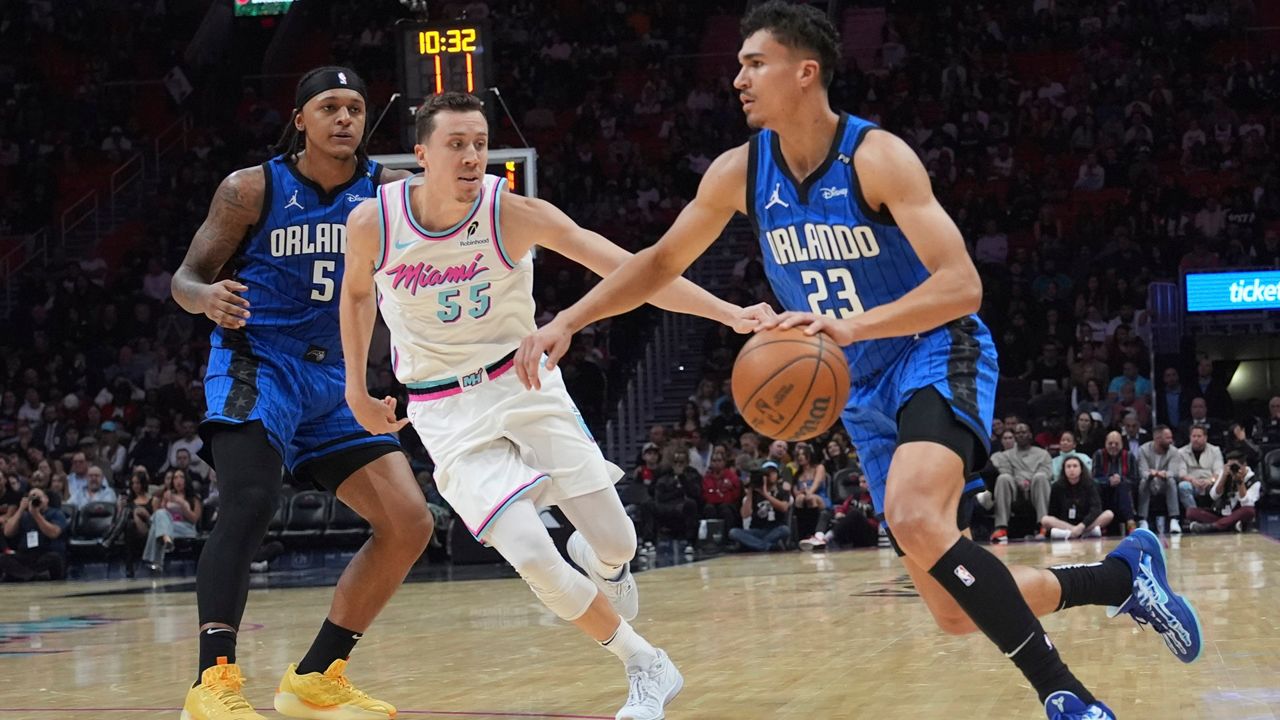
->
[384, 252, 490, 296]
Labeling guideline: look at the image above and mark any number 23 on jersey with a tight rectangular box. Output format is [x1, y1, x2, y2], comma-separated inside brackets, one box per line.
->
[801, 268, 864, 318]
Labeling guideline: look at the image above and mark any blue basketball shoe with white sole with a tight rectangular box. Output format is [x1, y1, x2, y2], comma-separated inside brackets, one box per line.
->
[1105, 528, 1203, 663]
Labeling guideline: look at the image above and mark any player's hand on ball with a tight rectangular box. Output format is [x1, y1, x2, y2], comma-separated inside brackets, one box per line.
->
[349, 393, 409, 435]
[729, 302, 777, 334]
[763, 311, 857, 346]
[515, 319, 572, 391]
[198, 279, 251, 329]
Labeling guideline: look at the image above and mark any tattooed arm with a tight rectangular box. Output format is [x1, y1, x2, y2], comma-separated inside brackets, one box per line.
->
[172, 168, 265, 329]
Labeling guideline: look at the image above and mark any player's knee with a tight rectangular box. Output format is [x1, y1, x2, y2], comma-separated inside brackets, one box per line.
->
[589, 524, 637, 567]
[883, 506, 953, 558]
[371, 502, 433, 552]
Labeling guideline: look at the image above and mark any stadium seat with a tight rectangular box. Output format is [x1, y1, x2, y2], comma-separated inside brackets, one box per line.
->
[831, 468, 857, 505]
[281, 491, 329, 539]
[69, 502, 117, 554]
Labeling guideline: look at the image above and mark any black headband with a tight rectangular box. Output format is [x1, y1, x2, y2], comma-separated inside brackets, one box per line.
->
[295, 68, 368, 110]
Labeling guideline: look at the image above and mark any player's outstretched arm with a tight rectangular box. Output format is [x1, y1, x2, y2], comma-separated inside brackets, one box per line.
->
[172, 168, 263, 328]
[341, 200, 408, 435]
[766, 130, 983, 345]
[515, 145, 763, 390]
[501, 193, 754, 325]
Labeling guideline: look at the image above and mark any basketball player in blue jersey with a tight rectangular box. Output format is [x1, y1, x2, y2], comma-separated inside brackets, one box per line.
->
[171, 67, 429, 720]
[518, 4, 1202, 719]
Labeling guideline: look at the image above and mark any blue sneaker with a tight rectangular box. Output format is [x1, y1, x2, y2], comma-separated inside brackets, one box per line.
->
[1106, 528, 1203, 663]
[1044, 691, 1116, 719]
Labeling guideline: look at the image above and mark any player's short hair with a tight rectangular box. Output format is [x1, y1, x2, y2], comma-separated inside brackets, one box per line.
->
[740, 1, 841, 88]
[415, 92, 485, 142]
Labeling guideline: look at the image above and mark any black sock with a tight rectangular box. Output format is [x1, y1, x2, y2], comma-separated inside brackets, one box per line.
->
[1049, 558, 1133, 611]
[297, 618, 363, 675]
[928, 537, 1095, 704]
[198, 627, 238, 681]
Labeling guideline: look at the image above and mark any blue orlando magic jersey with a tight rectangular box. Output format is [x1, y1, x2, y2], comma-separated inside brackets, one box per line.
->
[214, 155, 382, 360]
[748, 113, 978, 380]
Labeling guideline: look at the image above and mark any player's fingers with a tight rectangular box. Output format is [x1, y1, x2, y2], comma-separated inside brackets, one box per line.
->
[218, 299, 251, 318]
[219, 291, 251, 308]
[776, 313, 807, 329]
[514, 342, 533, 389]
[392, 418, 410, 431]
[802, 321, 824, 336]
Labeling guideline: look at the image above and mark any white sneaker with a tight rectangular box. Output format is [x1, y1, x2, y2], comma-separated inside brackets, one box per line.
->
[1049, 527, 1072, 540]
[799, 534, 827, 550]
[975, 490, 994, 510]
[567, 531, 638, 621]
[616, 649, 683, 720]
[1138, 520, 1150, 531]
[1088, 526, 1102, 538]
[1169, 519, 1182, 534]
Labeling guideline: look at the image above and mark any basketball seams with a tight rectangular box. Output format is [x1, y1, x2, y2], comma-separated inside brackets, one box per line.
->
[777, 335, 825, 438]
[738, 357, 816, 417]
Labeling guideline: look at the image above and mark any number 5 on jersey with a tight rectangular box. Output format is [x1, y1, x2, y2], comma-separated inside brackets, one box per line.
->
[438, 282, 491, 322]
[801, 268, 864, 318]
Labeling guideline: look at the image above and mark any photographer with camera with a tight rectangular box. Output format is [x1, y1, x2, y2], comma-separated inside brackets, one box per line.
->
[1186, 450, 1260, 533]
[727, 462, 792, 552]
[0, 487, 70, 581]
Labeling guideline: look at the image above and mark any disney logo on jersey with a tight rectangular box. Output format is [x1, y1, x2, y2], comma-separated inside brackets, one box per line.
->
[346, 193, 369, 203]
[820, 186, 849, 200]
[384, 252, 490, 296]
[458, 221, 487, 247]
[764, 223, 881, 265]
[270, 223, 346, 257]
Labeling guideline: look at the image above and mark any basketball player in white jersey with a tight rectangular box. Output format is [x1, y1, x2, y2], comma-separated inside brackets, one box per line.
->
[340, 92, 768, 720]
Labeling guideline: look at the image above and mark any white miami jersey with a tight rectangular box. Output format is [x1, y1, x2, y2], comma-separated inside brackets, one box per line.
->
[373, 174, 535, 384]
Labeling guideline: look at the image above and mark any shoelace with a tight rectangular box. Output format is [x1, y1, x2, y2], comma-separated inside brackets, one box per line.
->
[209, 670, 254, 713]
[1128, 559, 1192, 654]
[625, 665, 657, 706]
[324, 672, 372, 701]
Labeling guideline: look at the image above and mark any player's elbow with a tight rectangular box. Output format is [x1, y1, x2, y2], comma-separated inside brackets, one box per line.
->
[950, 266, 983, 315]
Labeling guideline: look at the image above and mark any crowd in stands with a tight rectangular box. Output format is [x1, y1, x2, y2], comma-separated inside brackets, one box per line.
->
[4, 0, 1280, 579]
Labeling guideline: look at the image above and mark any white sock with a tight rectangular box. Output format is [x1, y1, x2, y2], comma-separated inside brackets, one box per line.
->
[583, 541, 625, 581]
[601, 619, 657, 669]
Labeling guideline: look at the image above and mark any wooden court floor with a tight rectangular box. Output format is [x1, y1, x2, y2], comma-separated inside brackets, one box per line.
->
[1, 533, 1277, 720]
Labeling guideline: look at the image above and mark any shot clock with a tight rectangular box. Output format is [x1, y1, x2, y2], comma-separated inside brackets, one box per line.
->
[397, 20, 492, 147]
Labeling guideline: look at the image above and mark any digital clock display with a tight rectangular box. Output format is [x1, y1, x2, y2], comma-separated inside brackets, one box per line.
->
[416, 28, 478, 55]
[398, 20, 489, 97]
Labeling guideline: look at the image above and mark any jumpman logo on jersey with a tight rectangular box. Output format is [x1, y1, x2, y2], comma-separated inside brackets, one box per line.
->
[765, 183, 789, 210]
[285, 189, 304, 211]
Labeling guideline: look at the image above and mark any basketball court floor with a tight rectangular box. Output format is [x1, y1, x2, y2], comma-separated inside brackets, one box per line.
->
[2, 533, 1277, 720]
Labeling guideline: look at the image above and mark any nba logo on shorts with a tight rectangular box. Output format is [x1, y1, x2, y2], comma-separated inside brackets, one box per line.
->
[953, 565, 976, 587]
[338, 72, 348, 85]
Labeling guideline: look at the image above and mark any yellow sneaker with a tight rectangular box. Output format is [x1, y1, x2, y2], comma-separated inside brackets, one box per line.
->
[273, 659, 396, 719]
[180, 658, 267, 720]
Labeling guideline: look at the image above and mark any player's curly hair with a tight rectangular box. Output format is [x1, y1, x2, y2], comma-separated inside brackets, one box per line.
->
[272, 66, 371, 166]
[741, 1, 842, 88]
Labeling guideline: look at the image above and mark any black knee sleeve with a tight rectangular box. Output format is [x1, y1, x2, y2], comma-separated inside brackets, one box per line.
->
[197, 422, 283, 629]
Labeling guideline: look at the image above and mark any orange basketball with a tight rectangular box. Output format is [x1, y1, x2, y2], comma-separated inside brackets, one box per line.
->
[731, 327, 851, 441]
